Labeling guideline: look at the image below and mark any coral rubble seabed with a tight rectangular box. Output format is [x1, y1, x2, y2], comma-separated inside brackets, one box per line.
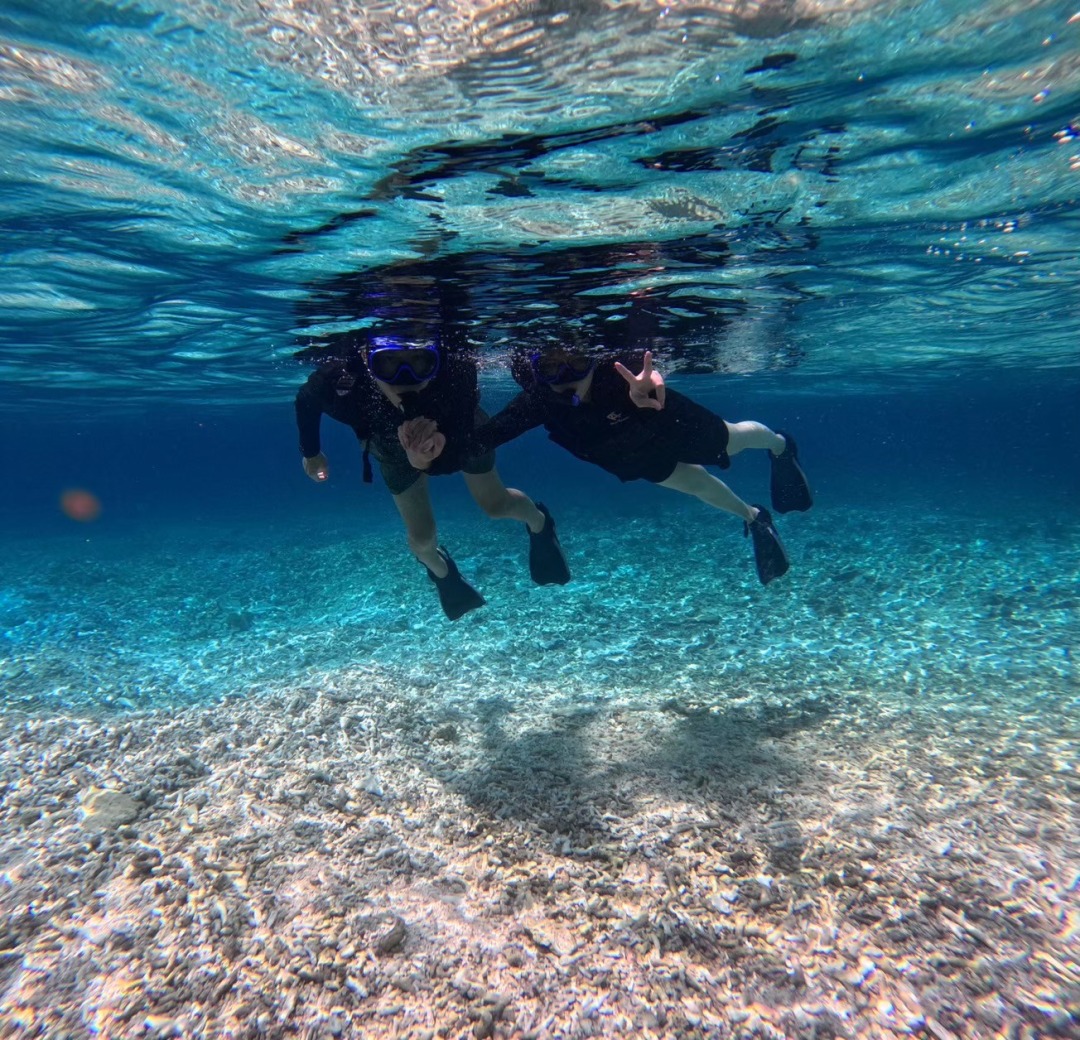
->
[0, 668, 1076, 1039]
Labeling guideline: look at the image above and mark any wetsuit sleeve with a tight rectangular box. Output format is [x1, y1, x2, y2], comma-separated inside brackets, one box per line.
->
[470, 391, 545, 454]
[294, 371, 331, 456]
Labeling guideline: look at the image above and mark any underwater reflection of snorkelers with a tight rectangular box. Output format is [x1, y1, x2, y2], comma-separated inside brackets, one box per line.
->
[294, 336, 570, 620]
[469, 346, 813, 585]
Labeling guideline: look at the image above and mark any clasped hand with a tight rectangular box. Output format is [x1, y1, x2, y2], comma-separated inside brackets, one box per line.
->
[398, 416, 446, 469]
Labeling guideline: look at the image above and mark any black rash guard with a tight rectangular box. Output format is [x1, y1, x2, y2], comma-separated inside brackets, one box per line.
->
[472, 356, 731, 483]
[294, 354, 482, 478]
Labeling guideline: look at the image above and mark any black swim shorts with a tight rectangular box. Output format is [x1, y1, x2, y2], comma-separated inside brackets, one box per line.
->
[594, 391, 731, 484]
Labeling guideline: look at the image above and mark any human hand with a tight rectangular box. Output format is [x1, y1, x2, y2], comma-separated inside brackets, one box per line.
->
[398, 417, 446, 470]
[614, 350, 666, 410]
[303, 453, 330, 482]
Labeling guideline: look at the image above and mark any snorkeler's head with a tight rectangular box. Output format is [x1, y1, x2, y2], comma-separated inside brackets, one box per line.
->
[365, 336, 441, 387]
[528, 349, 596, 387]
[523, 346, 597, 407]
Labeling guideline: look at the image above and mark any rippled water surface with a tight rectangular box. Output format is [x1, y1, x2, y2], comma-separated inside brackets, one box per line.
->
[2, 0, 1079, 406]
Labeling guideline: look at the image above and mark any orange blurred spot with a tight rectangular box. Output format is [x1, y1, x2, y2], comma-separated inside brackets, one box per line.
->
[60, 489, 102, 522]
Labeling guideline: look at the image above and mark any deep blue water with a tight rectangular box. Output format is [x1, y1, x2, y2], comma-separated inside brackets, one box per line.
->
[3, 376, 1078, 540]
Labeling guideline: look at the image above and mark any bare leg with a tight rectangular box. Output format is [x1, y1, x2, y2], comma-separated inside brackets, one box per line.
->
[725, 420, 786, 457]
[390, 476, 447, 577]
[663, 450, 793, 586]
[464, 469, 545, 533]
[658, 462, 758, 523]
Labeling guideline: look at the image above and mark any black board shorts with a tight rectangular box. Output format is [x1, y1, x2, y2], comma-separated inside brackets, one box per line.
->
[368, 406, 495, 495]
[587, 391, 731, 484]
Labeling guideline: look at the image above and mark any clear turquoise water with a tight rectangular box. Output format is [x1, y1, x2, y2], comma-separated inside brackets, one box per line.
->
[1, 2, 1078, 1038]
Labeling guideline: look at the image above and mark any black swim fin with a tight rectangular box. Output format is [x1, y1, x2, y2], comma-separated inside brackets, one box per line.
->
[770, 430, 813, 513]
[528, 503, 571, 586]
[426, 547, 486, 620]
[744, 506, 790, 586]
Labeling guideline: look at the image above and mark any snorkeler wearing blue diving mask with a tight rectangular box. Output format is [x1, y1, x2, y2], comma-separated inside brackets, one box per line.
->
[467, 346, 811, 586]
[364, 338, 441, 385]
[294, 335, 571, 620]
[528, 350, 596, 404]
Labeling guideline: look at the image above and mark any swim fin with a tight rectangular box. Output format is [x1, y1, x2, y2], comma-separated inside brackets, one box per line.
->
[528, 503, 571, 586]
[744, 506, 790, 586]
[769, 430, 813, 513]
[426, 547, 486, 620]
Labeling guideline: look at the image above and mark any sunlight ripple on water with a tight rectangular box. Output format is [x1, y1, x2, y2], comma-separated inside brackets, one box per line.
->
[1, 0, 1078, 404]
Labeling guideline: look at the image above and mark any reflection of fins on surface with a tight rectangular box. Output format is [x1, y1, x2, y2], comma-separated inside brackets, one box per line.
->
[426, 547, 485, 620]
[770, 430, 813, 513]
[744, 506, 790, 586]
[528, 503, 571, 586]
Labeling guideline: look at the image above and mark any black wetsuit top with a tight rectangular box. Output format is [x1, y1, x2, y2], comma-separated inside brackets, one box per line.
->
[472, 355, 731, 484]
[294, 355, 482, 479]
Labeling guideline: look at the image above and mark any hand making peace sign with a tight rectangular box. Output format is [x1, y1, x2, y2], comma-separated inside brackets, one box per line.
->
[613, 350, 666, 410]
